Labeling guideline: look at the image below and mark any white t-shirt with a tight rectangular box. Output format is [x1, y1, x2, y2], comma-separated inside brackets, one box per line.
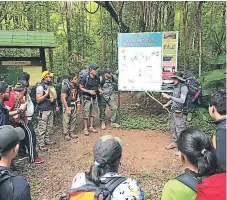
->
[71, 172, 144, 200]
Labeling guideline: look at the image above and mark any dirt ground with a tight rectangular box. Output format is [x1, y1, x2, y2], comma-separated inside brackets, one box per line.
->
[18, 92, 183, 200]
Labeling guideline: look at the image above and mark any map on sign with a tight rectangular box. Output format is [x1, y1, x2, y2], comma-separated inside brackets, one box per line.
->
[118, 31, 178, 92]
[118, 32, 163, 91]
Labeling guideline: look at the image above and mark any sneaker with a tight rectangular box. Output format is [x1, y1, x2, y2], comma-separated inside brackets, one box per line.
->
[34, 157, 44, 164]
[17, 154, 29, 161]
[111, 123, 121, 128]
[101, 122, 106, 130]
[70, 132, 78, 139]
[65, 135, 71, 141]
[89, 127, 98, 133]
[45, 140, 55, 145]
[84, 129, 90, 136]
[165, 143, 177, 150]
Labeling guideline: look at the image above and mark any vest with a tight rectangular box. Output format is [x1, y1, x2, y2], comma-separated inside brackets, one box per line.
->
[37, 82, 56, 111]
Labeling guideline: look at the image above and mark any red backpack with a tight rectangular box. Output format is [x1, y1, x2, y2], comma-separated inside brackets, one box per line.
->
[177, 170, 226, 200]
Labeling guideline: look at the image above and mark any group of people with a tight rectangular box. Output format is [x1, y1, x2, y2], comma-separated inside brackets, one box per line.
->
[0, 68, 226, 200]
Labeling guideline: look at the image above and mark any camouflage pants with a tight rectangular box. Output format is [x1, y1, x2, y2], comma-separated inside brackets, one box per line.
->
[37, 110, 53, 147]
[98, 95, 118, 123]
[170, 112, 186, 144]
[63, 106, 77, 136]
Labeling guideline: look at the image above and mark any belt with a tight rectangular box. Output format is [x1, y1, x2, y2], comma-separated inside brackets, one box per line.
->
[83, 96, 96, 100]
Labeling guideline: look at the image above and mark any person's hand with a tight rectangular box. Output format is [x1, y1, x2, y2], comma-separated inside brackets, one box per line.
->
[20, 102, 28, 111]
[163, 104, 168, 109]
[162, 93, 171, 99]
[98, 88, 103, 94]
[66, 108, 71, 116]
[89, 90, 96, 95]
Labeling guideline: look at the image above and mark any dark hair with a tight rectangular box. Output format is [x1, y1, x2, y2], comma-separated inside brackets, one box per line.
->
[18, 72, 30, 82]
[210, 91, 226, 115]
[177, 128, 218, 177]
[86, 159, 121, 184]
[68, 73, 76, 81]
[0, 81, 8, 93]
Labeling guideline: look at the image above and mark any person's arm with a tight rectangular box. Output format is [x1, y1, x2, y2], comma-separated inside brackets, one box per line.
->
[79, 77, 96, 95]
[170, 86, 188, 104]
[36, 86, 48, 103]
[4, 94, 24, 116]
[61, 85, 70, 115]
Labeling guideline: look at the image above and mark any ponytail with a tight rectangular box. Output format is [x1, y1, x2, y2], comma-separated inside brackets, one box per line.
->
[177, 128, 219, 177]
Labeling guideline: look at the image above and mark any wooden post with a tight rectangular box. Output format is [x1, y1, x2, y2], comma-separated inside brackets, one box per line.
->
[40, 47, 47, 71]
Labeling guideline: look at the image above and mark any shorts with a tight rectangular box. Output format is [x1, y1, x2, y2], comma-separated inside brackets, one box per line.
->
[83, 98, 97, 119]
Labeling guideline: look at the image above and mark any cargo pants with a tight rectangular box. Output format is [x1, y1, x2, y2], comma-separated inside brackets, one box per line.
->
[169, 112, 186, 144]
[63, 106, 77, 136]
[37, 110, 54, 147]
[98, 94, 118, 123]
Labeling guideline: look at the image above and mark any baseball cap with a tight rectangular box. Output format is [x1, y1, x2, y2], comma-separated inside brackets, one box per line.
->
[88, 64, 99, 71]
[42, 71, 54, 79]
[94, 135, 123, 167]
[0, 81, 8, 93]
[0, 125, 25, 156]
[104, 68, 112, 74]
[14, 79, 29, 92]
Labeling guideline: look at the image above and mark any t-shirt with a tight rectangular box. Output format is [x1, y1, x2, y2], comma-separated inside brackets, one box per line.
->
[161, 179, 196, 200]
[0, 166, 31, 200]
[0, 103, 10, 126]
[72, 172, 144, 200]
[80, 75, 99, 97]
[61, 82, 77, 107]
[36, 85, 44, 95]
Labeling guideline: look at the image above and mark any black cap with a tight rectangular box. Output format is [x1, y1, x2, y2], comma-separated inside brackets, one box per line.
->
[94, 135, 123, 167]
[0, 125, 25, 156]
[0, 81, 8, 93]
[14, 80, 29, 91]
[104, 68, 112, 74]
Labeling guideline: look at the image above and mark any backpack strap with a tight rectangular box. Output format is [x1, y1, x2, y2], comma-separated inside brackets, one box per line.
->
[85, 75, 90, 88]
[94, 177, 126, 200]
[176, 172, 198, 192]
[0, 169, 16, 198]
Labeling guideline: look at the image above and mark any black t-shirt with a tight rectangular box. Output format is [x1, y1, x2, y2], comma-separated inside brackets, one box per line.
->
[61, 82, 77, 107]
[80, 75, 100, 97]
[0, 166, 31, 200]
[0, 103, 10, 126]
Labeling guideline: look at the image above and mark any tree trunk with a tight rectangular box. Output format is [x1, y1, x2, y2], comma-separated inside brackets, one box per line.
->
[198, 2, 203, 77]
[182, 1, 188, 71]
[65, 2, 73, 73]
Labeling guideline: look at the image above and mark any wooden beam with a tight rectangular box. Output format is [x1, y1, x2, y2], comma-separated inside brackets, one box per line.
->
[40, 47, 47, 71]
[0, 57, 42, 66]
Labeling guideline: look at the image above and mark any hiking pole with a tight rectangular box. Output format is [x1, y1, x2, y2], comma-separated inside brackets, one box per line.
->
[145, 91, 171, 114]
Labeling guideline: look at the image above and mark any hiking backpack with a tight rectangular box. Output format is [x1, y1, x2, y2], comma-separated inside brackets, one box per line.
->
[0, 169, 16, 199]
[179, 72, 202, 113]
[60, 176, 126, 200]
[177, 170, 226, 200]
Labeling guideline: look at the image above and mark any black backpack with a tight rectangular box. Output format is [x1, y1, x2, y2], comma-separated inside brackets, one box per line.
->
[60, 176, 126, 200]
[178, 73, 202, 114]
[0, 168, 16, 199]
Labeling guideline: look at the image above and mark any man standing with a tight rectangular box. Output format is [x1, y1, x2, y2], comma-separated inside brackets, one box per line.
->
[36, 71, 58, 151]
[98, 68, 120, 130]
[61, 73, 78, 140]
[0, 125, 31, 200]
[162, 72, 188, 153]
[209, 90, 226, 171]
[80, 65, 101, 136]
[0, 81, 10, 126]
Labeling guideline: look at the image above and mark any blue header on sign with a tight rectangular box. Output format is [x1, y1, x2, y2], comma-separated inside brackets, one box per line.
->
[118, 32, 162, 47]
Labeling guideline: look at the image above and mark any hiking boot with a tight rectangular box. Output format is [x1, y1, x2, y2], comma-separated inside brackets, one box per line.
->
[39, 146, 48, 151]
[165, 143, 177, 150]
[84, 129, 90, 136]
[70, 132, 78, 139]
[17, 154, 29, 161]
[111, 123, 121, 128]
[34, 157, 44, 164]
[65, 135, 71, 141]
[89, 127, 98, 133]
[45, 140, 55, 145]
[101, 122, 106, 130]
